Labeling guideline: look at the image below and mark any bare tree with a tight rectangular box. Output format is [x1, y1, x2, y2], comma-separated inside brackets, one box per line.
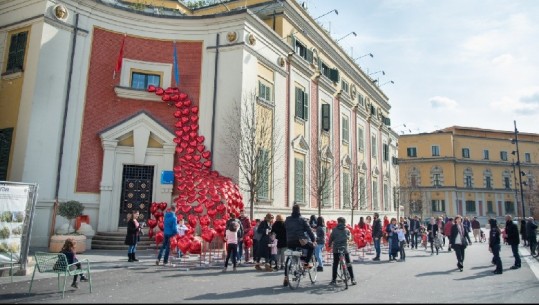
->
[308, 141, 339, 218]
[222, 91, 283, 220]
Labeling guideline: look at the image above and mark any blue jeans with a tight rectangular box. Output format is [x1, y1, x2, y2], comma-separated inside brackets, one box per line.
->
[128, 244, 137, 254]
[374, 238, 381, 258]
[314, 243, 324, 267]
[157, 234, 173, 264]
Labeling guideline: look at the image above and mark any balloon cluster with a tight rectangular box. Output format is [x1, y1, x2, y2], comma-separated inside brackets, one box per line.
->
[324, 220, 373, 250]
[146, 85, 245, 252]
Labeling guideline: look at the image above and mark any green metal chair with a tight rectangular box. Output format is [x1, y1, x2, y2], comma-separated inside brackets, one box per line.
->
[0, 252, 15, 282]
[29, 251, 92, 299]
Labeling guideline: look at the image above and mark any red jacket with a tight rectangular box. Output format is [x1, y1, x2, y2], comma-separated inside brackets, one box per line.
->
[444, 221, 453, 236]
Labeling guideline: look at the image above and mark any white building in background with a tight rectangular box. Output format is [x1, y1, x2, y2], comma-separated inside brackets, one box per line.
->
[0, 0, 399, 247]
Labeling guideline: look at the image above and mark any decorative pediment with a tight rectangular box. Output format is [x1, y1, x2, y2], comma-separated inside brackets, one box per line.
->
[372, 166, 380, 176]
[341, 154, 352, 168]
[359, 161, 368, 172]
[320, 145, 333, 161]
[292, 135, 309, 153]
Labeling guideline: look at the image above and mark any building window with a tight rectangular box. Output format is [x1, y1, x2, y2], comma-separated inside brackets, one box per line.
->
[504, 201, 515, 214]
[258, 79, 273, 102]
[487, 201, 494, 214]
[500, 151, 508, 161]
[433, 174, 441, 187]
[485, 176, 492, 189]
[383, 184, 389, 211]
[294, 157, 305, 203]
[504, 177, 511, 189]
[359, 176, 366, 209]
[131, 72, 160, 90]
[462, 148, 470, 158]
[257, 148, 270, 200]
[341, 116, 349, 144]
[371, 135, 377, 158]
[432, 200, 445, 212]
[0, 128, 14, 181]
[341, 80, 349, 94]
[294, 39, 312, 63]
[321, 163, 332, 206]
[465, 200, 476, 213]
[5, 31, 28, 74]
[383, 144, 389, 161]
[342, 172, 350, 208]
[321, 104, 330, 131]
[525, 153, 531, 163]
[483, 149, 489, 160]
[295, 87, 309, 120]
[432, 145, 440, 156]
[321, 61, 331, 78]
[358, 94, 365, 107]
[465, 176, 472, 188]
[407, 147, 417, 157]
[357, 127, 364, 151]
[372, 180, 378, 210]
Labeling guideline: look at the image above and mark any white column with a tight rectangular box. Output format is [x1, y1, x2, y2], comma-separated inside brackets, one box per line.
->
[98, 140, 117, 232]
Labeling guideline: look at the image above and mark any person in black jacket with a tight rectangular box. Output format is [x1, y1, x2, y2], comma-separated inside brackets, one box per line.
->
[270, 214, 287, 270]
[505, 214, 521, 269]
[60, 238, 88, 289]
[125, 210, 142, 262]
[450, 215, 469, 271]
[255, 213, 273, 271]
[409, 215, 421, 249]
[372, 212, 383, 261]
[489, 218, 503, 274]
[520, 219, 528, 246]
[282, 204, 315, 287]
[526, 217, 538, 256]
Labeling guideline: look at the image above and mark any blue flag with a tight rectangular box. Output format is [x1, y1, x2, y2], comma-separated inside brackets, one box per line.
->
[173, 41, 180, 87]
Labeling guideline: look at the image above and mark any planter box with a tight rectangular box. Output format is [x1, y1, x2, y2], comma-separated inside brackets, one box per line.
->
[49, 235, 87, 253]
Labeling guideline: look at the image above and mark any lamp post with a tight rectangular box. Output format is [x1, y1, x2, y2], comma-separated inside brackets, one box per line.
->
[336, 31, 357, 42]
[512, 120, 526, 218]
[354, 53, 374, 61]
[314, 9, 338, 20]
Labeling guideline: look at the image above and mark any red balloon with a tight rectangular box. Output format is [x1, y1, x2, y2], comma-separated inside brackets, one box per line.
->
[159, 202, 168, 210]
[155, 88, 164, 95]
[193, 204, 204, 214]
[196, 145, 205, 153]
[207, 209, 217, 218]
[191, 106, 199, 114]
[147, 85, 156, 92]
[148, 228, 154, 238]
[147, 219, 157, 229]
[157, 221, 164, 231]
[184, 99, 192, 107]
[189, 240, 201, 254]
[181, 205, 192, 214]
[204, 160, 212, 168]
[196, 136, 205, 143]
[190, 115, 198, 122]
[202, 151, 211, 159]
[162, 94, 171, 102]
[179, 93, 188, 101]
[155, 231, 164, 246]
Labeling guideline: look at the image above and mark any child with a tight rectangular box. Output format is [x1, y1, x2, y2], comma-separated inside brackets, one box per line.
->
[176, 219, 188, 258]
[267, 232, 278, 271]
[223, 222, 239, 272]
[397, 225, 406, 262]
[60, 238, 88, 289]
[328, 217, 357, 286]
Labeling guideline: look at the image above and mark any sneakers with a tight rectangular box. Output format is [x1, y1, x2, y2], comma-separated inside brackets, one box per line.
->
[510, 265, 520, 270]
[316, 266, 324, 272]
[329, 280, 337, 286]
[79, 276, 88, 282]
[71, 283, 78, 289]
[155, 260, 160, 266]
[351, 279, 357, 285]
[283, 277, 289, 287]
[372, 257, 380, 261]
[492, 270, 503, 274]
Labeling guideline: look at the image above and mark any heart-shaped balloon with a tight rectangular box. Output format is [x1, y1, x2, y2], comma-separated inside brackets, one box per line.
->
[187, 147, 195, 154]
[182, 108, 190, 115]
[159, 202, 168, 210]
[196, 136, 205, 143]
[147, 219, 157, 228]
[162, 95, 171, 102]
[190, 115, 198, 122]
[181, 117, 189, 124]
[179, 93, 188, 101]
[204, 160, 212, 168]
[147, 85, 156, 92]
[193, 155, 201, 161]
[207, 208, 217, 218]
[165, 88, 173, 94]
[202, 151, 211, 159]
[181, 205, 192, 214]
[197, 145, 205, 153]
[191, 106, 199, 114]
[175, 101, 183, 108]
[171, 94, 179, 101]
[155, 88, 164, 95]
[189, 240, 201, 254]
[184, 99, 192, 107]
[193, 204, 204, 214]
[155, 231, 164, 245]
[176, 146, 184, 153]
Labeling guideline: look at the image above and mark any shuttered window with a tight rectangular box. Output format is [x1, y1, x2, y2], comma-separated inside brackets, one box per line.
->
[321, 104, 330, 131]
[294, 157, 305, 203]
[6, 31, 28, 74]
[295, 87, 308, 120]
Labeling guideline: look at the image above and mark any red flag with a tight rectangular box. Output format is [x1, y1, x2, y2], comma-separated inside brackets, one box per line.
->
[113, 34, 126, 79]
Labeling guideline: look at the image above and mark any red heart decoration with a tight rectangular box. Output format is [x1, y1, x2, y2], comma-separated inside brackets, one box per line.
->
[182, 135, 190, 141]
[165, 88, 173, 94]
[196, 136, 205, 143]
[193, 155, 201, 161]
[155, 88, 164, 95]
[175, 121, 183, 128]
[216, 204, 226, 212]
[159, 202, 168, 210]
[175, 101, 183, 108]
[171, 94, 179, 101]
[175, 130, 183, 136]
[175, 146, 184, 153]
[184, 99, 192, 107]
[189, 131, 197, 139]
[190, 115, 198, 122]
[185, 155, 193, 161]
[147, 85, 156, 92]
[207, 209, 217, 218]
[188, 214, 198, 227]
[178, 238, 191, 253]
[204, 201, 215, 210]
[148, 228, 154, 239]
[179, 93, 188, 101]
[189, 240, 201, 254]
[189, 140, 197, 147]
[202, 151, 211, 159]
[191, 106, 199, 114]
[191, 125, 199, 131]
[204, 160, 212, 168]
[181, 117, 189, 124]
[162, 95, 171, 102]
[182, 126, 190, 132]
[186, 147, 195, 154]
[147, 219, 157, 228]
[180, 142, 188, 148]
[182, 108, 190, 115]
[155, 231, 164, 245]
[197, 145, 205, 153]
[181, 205, 192, 213]
[157, 221, 164, 231]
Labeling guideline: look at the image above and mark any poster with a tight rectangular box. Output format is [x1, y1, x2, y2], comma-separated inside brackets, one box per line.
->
[0, 184, 31, 263]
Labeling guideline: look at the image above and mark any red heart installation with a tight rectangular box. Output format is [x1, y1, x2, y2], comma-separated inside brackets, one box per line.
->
[191, 106, 199, 113]
[182, 126, 191, 132]
[147, 219, 157, 229]
[155, 88, 164, 95]
[150, 204, 158, 214]
[191, 125, 199, 131]
[179, 93, 188, 101]
[189, 140, 197, 147]
[196, 136, 205, 143]
[162, 95, 171, 102]
[186, 147, 195, 154]
[189, 131, 197, 139]
[157, 221, 164, 231]
[201, 229, 214, 242]
[199, 215, 211, 226]
[178, 238, 191, 253]
[175, 101, 183, 108]
[155, 231, 164, 245]
[207, 209, 217, 218]
[180, 142, 188, 148]
[159, 202, 168, 210]
[202, 151, 211, 159]
[181, 205, 192, 214]
[184, 99, 192, 107]
[181, 117, 189, 124]
[197, 145, 205, 153]
[193, 204, 204, 214]
[204, 160, 212, 168]
[182, 108, 190, 115]
[171, 94, 179, 101]
[148, 228, 154, 239]
[147, 85, 156, 92]
[188, 214, 198, 227]
[176, 147, 184, 153]
[190, 115, 198, 122]
[165, 88, 173, 94]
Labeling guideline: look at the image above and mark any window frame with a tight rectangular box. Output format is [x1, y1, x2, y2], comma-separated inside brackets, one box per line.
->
[294, 86, 309, 120]
[407, 147, 417, 157]
[258, 79, 273, 103]
[4, 31, 28, 75]
[483, 149, 489, 160]
[341, 115, 349, 144]
[431, 145, 440, 157]
[130, 71, 161, 90]
[321, 103, 330, 132]
[294, 157, 305, 203]
[465, 200, 476, 213]
[462, 148, 470, 158]
[500, 151, 508, 161]
[525, 152, 531, 163]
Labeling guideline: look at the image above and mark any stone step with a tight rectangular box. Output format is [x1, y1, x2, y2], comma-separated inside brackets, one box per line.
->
[91, 231, 156, 251]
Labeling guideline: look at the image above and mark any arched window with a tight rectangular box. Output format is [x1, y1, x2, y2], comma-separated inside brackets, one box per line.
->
[431, 166, 444, 187]
[408, 167, 421, 188]
[483, 169, 492, 189]
[502, 170, 511, 189]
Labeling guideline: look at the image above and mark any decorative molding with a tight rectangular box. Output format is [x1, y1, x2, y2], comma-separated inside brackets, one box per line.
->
[341, 154, 351, 168]
[53, 4, 69, 21]
[320, 145, 334, 161]
[226, 31, 237, 43]
[247, 33, 256, 45]
[292, 135, 309, 153]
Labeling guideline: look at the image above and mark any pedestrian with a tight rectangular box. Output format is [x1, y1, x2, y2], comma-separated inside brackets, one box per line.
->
[252, 219, 261, 265]
[488, 218, 503, 274]
[471, 216, 481, 242]
[505, 215, 521, 269]
[223, 221, 239, 272]
[315, 216, 326, 272]
[155, 205, 178, 266]
[403, 217, 410, 247]
[520, 219, 528, 247]
[255, 213, 273, 271]
[526, 217, 538, 256]
[176, 218, 188, 258]
[397, 224, 406, 262]
[238, 209, 252, 264]
[328, 217, 357, 286]
[267, 232, 278, 271]
[309, 214, 317, 228]
[450, 215, 469, 272]
[427, 217, 440, 255]
[409, 215, 421, 249]
[124, 210, 142, 262]
[463, 217, 472, 239]
[365, 215, 372, 227]
[60, 238, 88, 289]
[444, 218, 454, 252]
[270, 214, 287, 270]
[372, 212, 383, 261]
[386, 217, 399, 261]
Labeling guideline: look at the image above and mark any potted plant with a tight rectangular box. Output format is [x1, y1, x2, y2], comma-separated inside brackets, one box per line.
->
[49, 200, 87, 253]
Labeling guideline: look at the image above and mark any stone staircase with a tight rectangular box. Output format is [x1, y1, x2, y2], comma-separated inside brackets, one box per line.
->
[91, 229, 155, 251]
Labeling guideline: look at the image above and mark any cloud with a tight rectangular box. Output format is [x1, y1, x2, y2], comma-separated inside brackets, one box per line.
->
[429, 96, 458, 109]
[490, 89, 539, 116]
[492, 54, 515, 66]
[520, 92, 539, 105]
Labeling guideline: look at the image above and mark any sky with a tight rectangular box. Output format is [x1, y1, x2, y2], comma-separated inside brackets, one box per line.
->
[301, 0, 539, 135]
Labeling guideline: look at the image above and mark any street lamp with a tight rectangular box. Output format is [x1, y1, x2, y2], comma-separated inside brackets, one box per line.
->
[314, 9, 338, 20]
[354, 53, 374, 61]
[336, 31, 357, 42]
[369, 70, 385, 76]
[379, 80, 395, 87]
[511, 120, 526, 218]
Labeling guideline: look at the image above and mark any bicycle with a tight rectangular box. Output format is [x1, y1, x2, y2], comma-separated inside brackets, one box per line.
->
[284, 248, 317, 290]
[336, 247, 351, 289]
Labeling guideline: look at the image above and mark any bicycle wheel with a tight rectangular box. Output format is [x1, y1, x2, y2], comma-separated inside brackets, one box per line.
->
[338, 257, 349, 289]
[286, 256, 301, 290]
[308, 255, 317, 283]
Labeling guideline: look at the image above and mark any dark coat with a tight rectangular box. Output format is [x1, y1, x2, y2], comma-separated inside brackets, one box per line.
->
[427, 223, 439, 242]
[526, 221, 538, 241]
[489, 228, 501, 248]
[505, 220, 520, 245]
[449, 224, 468, 248]
[284, 213, 315, 245]
[256, 220, 272, 259]
[124, 219, 140, 246]
[270, 220, 287, 248]
[372, 218, 383, 239]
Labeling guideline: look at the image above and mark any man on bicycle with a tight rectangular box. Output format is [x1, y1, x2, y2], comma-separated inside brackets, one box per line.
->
[328, 217, 356, 286]
[282, 204, 316, 287]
